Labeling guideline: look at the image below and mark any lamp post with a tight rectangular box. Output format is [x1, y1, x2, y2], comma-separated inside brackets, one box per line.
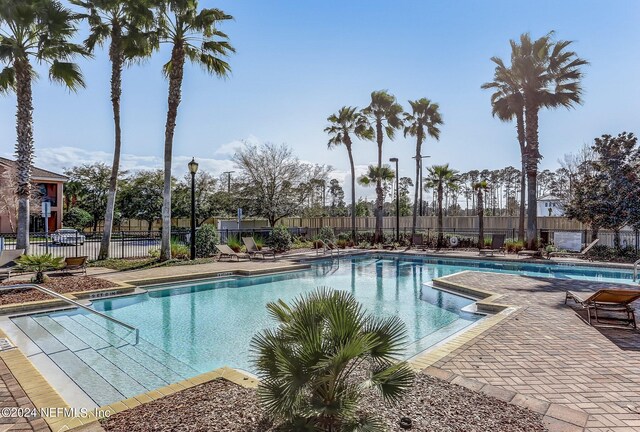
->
[222, 171, 234, 193]
[188, 158, 199, 260]
[412, 155, 431, 216]
[389, 157, 399, 242]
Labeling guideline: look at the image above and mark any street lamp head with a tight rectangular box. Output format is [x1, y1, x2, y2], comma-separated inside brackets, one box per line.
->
[389, 157, 398, 163]
[188, 157, 199, 175]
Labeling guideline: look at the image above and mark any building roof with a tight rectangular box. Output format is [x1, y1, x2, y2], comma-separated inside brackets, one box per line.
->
[538, 195, 560, 201]
[0, 157, 68, 182]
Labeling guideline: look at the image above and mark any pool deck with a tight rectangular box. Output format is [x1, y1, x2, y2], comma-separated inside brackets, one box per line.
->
[1, 250, 639, 431]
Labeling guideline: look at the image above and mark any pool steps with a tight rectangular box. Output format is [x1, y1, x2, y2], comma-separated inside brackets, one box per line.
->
[11, 312, 198, 407]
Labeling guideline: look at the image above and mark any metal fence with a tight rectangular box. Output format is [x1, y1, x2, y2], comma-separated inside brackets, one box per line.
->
[1, 226, 637, 260]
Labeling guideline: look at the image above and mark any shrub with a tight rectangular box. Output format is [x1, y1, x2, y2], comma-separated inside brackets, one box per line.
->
[62, 207, 92, 230]
[336, 239, 347, 248]
[267, 225, 292, 252]
[195, 225, 219, 257]
[505, 240, 525, 253]
[15, 254, 64, 283]
[337, 232, 352, 241]
[253, 236, 265, 250]
[318, 226, 335, 241]
[227, 236, 243, 252]
[251, 288, 414, 430]
[171, 240, 190, 260]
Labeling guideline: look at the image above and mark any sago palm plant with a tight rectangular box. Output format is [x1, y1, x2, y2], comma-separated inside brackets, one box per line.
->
[252, 288, 414, 431]
[15, 254, 64, 283]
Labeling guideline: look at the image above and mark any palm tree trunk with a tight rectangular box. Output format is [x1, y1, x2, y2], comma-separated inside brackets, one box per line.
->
[346, 141, 356, 241]
[525, 104, 541, 250]
[411, 133, 423, 242]
[516, 110, 526, 242]
[374, 121, 383, 243]
[477, 190, 484, 249]
[160, 42, 186, 261]
[437, 184, 444, 247]
[99, 28, 124, 260]
[14, 58, 34, 252]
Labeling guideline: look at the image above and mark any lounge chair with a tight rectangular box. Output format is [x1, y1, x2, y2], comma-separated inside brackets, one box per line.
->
[216, 244, 250, 261]
[565, 289, 640, 328]
[478, 234, 506, 257]
[242, 237, 275, 260]
[0, 249, 25, 280]
[411, 234, 426, 251]
[61, 256, 88, 275]
[549, 239, 599, 258]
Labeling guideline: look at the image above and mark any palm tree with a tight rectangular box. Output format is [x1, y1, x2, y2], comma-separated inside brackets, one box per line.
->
[509, 32, 587, 249]
[473, 180, 488, 249]
[357, 164, 395, 239]
[0, 0, 88, 252]
[482, 58, 526, 240]
[325, 107, 373, 241]
[156, 2, 235, 260]
[362, 90, 403, 243]
[73, 0, 156, 260]
[425, 164, 459, 247]
[403, 98, 443, 242]
[251, 288, 414, 431]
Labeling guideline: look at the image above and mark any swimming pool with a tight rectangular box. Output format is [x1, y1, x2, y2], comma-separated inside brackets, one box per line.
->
[9, 254, 636, 407]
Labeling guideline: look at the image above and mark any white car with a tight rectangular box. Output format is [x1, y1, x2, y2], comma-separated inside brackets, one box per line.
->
[51, 229, 85, 245]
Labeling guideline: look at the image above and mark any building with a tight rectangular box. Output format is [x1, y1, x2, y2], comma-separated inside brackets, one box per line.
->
[537, 195, 564, 217]
[0, 157, 68, 233]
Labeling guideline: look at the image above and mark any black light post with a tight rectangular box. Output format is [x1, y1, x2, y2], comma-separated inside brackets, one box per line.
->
[222, 171, 234, 193]
[390, 157, 399, 242]
[188, 158, 199, 260]
[412, 155, 431, 216]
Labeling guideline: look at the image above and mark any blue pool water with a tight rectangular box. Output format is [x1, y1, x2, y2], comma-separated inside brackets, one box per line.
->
[11, 254, 635, 406]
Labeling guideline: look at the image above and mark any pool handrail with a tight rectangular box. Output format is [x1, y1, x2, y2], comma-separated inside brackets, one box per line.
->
[3, 283, 139, 344]
[634, 258, 640, 282]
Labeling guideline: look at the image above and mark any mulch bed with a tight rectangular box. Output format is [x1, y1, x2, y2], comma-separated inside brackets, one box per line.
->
[101, 374, 547, 432]
[0, 276, 117, 305]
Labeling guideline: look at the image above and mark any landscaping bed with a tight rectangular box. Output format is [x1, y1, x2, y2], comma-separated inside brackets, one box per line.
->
[101, 374, 547, 432]
[0, 276, 117, 305]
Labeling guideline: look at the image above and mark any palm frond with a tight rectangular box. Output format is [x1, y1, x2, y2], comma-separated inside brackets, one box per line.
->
[48, 60, 85, 90]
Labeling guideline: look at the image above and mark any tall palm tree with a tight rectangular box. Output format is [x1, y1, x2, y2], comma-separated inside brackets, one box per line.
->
[362, 90, 403, 243]
[425, 164, 459, 247]
[473, 180, 488, 249]
[156, 1, 234, 260]
[0, 0, 88, 252]
[510, 32, 587, 249]
[403, 98, 443, 242]
[73, 0, 156, 260]
[325, 106, 373, 241]
[482, 58, 526, 240]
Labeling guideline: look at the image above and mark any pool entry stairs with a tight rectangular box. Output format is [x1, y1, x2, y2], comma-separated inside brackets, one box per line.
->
[11, 312, 199, 406]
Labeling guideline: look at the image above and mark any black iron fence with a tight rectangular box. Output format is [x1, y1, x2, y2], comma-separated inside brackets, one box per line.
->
[1, 226, 637, 260]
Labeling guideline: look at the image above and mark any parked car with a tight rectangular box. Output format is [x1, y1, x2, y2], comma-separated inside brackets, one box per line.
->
[51, 229, 85, 245]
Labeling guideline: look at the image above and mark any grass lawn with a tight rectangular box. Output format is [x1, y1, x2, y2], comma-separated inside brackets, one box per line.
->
[89, 257, 218, 271]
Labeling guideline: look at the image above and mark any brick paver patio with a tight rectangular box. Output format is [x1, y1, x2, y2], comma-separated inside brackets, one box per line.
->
[433, 271, 640, 432]
[0, 357, 49, 431]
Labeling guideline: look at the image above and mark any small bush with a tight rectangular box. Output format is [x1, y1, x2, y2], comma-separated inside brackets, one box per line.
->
[337, 232, 352, 241]
[505, 240, 525, 253]
[63, 207, 92, 230]
[195, 225, 219, 257]
[15, 254, 64, 283]
[318, 226, 335, 241]
[227, 236, 243, 252]
[267, 225, 292, 252]
[171, 241, 190, 259]
[336, 239, 347, 248]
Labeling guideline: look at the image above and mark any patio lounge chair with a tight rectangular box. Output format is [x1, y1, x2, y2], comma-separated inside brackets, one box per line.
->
[242, 237, 275, 260]
[478, 234, 506, 257]
[216, 244, 251, 261]
[411, 234, 426, 250]
[0, 249, 25, 280]
[565, 289, 640, 328]
[549, 239, 599, 258]
[61, 256, 88, 275]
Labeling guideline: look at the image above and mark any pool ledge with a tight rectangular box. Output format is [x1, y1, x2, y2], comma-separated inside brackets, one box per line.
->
[408, 270, 519, 372]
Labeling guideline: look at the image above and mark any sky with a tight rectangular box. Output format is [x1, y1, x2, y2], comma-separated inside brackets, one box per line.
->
[1, 0, 639, 201]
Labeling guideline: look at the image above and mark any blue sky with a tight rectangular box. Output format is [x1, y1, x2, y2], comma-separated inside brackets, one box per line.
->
[1, 0, 639, 199]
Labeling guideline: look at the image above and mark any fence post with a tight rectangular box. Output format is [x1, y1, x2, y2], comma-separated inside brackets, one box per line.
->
[121, 231, 125, 258]
[74, 231, 78, 257]
[45, 232, 49, 254]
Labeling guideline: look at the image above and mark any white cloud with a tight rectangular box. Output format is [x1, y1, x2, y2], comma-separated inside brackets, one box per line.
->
[213, 134, 261, 156]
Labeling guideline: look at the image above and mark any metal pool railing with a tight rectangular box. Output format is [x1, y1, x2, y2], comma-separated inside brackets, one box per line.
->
[634, 258, 640, 282]
[3, 283, 139, 344]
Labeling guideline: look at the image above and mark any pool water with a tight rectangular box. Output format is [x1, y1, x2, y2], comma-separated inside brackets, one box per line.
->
[11, 254, 635, 406]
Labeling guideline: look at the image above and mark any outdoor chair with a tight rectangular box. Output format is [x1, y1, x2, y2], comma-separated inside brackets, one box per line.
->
[216, 244, 251, 261]
[0, 249, 25, 280]
[565, 289, 640, 329]
[61, 256, 88, 276]
[478, 234, 506, 257]
[411, 234, 426, 251]
[549, 238, 599, 259]
[242, 237, 275, 260]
